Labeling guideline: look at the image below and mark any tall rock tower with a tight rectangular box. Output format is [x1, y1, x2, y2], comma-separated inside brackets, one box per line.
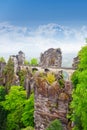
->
[10, 51, 25, 74]
[39, 48, 62, 68]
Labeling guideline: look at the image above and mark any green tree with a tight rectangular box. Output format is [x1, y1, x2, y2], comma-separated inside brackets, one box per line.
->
[1, 86, 26, 130]
[0, 57, 5, 62]
[70, 45, 87, 130]
[78, 45, 87, 70]
[3, 58, 14, 92]
[24, 60, 30, 66]
[21, 94, 34, 127]
[30, 58, 38, 66]
[46, 119, 63, 130]
[18, 69, 27, 86]
[0, 86, 7, 130]
[21, 126, 34, 130]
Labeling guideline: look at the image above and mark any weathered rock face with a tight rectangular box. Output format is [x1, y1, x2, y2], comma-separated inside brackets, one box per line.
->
[10, 55, 18, 74]
[0, 62, 6, 86]
[34, 76, 72, 130]
[10, 51, 25, 74]
[72, 56, 79, 69]
[0, 62, 6, 77]
[17, 51, 25, 65]
[39, 48, 62, 68]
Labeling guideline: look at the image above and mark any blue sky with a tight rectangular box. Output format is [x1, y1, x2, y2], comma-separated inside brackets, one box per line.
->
[0, 0, 87, 66]
[0, 0, 87, 26]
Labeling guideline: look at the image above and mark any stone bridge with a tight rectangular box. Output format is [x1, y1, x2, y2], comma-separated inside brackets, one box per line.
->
[31, 66, 75, 80]
[19, 65, 75, 80]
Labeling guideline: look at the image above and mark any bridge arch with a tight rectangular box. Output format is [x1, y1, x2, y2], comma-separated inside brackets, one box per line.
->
[31, 66, 75, 80]
[62, 70, 69, 80]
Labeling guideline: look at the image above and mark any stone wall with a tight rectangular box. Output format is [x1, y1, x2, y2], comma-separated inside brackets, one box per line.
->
[39, 48, 62, 68]
[34, 78, 72, 130]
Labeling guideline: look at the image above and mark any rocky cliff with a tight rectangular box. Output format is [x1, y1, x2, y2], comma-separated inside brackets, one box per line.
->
[0, 62, 6, 77]
[33, 73, 72, 130]
[39, 48, 62, 68]
[72, 56, 79, 69]
[10, 51, 25, 74]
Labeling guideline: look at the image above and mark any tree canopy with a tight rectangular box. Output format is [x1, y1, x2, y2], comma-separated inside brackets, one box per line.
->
[0, 57, 5, 62]
[0, 86, 34, 130]
[70, 45, 87, 130]
[30, 58, 38, 66]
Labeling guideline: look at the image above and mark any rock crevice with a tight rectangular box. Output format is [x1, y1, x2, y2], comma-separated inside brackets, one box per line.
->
[34, 77, 72, 130]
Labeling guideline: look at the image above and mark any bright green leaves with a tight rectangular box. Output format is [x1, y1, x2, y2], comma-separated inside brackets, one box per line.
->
[0, 86, 34, 130]
[70, 45, 87, 130]
[45, 72, 56, 85]
[0, 57, 5, 62]
[21, 126, 34, 130]
[30, 58, 38, 66]
[1, 86, 26, 130]
[71, 82, 87, 130]
[78, 45, 87, 70]
[24, 60, 30, 66]
[2, 86, 26, 110]
[21, 94, 34, 127]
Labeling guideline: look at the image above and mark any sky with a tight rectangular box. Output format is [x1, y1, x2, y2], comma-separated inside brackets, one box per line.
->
[0, 0, 87, 66]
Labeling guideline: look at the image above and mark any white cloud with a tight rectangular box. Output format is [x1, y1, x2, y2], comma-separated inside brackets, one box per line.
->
[0, 22, 87, 63]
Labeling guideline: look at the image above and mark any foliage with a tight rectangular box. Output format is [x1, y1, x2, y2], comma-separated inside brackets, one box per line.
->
[70, 45, 87, 130]
[3, 58, 14, 91]
[21, 93, 34, 128]
[1, 86, 26, 130]
[78, 45, 87, 70]
[0, 86, 6, 101]
[71, 70, 80, 88]
[30, 58, 38, 66]
[21, 94, 34, 127]
[58, 79, 64, 88]
[45, 72, 56, 85]
[0, 57, 5, 62]
[21, 126, 34, 130]
[1, 86, 34, 130]
[46, 119, 63, 130]
[0, 86, 7, 130]
[18, 69, 27, 86]
[24, 60, 30, 66]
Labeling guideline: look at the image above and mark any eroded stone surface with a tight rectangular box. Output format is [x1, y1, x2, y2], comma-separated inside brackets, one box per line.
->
[39, 48, 62, 68]
[0, 62, 6, 77]
[34, 77, 72, 130]
[72, 56, 79, 69]
[10, 51, 25, 74]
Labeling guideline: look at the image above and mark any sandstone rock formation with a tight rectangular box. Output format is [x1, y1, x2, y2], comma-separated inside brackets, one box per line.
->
[39, 48, 62, 68]
[0, 62, 6, 77]
[10, 51, 25, 74]
[72, 56, 79, 69]
[33, 73, 72, 130]
[0, 61, 6, 86]
[17, 51, 25, 65]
